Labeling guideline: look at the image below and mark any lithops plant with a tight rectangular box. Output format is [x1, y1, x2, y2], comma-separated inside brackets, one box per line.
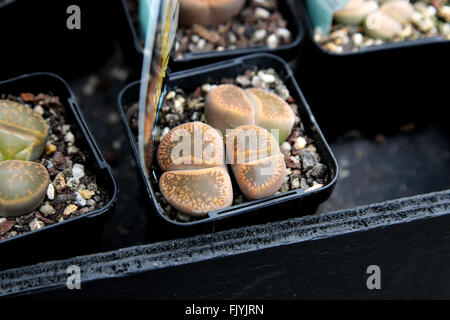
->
[232, 154, 286, 200]
[0, 160, 50, 217]
[157, 121, 225, 171]
[158, 122, 233, 216]
[179, 0, 246, 26]
[226, 125, 286, 200]
[206, 85, 294, 143]
[381, 0, 415, 25]
[364, 0, 414, 40]
[334, 0, 379, 25]
[157, 122, 225, 171]
[159, 167, 233, 216]
[205, 84, 255, 135]
[245, 88, 295, 144]
[364, 9, 404, 39]
[0, 100, 48, 162]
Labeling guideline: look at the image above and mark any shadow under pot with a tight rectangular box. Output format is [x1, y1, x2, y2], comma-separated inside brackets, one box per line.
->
[118, 53, 338, 240]
[120, 0, 303, 72]
[0, 72, 117, 271]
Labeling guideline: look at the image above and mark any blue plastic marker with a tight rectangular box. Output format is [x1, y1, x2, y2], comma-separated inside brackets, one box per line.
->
[305, 0, 349, 35]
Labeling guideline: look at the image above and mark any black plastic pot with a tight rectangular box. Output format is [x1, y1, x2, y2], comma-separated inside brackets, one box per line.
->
[0, 72, 117, 271]
[294, 0, 450, 138]
[118, 53, 338, 239]
[119, 0, 304, 73]
[0, 0, 120, 80]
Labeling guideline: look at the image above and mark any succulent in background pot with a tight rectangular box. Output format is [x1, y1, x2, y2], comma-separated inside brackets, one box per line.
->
[178, 0, 246, 26]
[313, 0, 450, 53]
[120, 0, 303, 72]
[0, 99, 51, 218]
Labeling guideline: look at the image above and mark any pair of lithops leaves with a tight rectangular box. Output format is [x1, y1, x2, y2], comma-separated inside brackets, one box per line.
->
[0, 100, 50, 217]
[157, 121, 286, 217]
[334, 0, 415, 40]
[206, 84, 296, 144]
[178, 0, 246, 26]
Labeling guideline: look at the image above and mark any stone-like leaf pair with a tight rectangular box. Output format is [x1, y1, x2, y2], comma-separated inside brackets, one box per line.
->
[0, 100, 50, 217]
[334, 0, 415, 40]
[157, 113, 288, 216]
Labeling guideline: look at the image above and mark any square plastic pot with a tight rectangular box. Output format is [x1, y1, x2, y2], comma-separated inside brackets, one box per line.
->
[119, 0, 304, 73]
[118, 53, 338, 240]
[0, 72, 117, 271]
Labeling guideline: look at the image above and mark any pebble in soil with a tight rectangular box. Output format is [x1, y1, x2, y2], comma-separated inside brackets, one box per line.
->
[315, 0, 450, 53]
[0, 99, 48, 161]
[129, 68, 331, 223]
[0, 93, 109, 240]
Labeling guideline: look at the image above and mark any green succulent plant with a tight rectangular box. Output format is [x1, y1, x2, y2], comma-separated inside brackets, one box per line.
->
[0, 100, 48, 162]
[0, 160, 50, 217]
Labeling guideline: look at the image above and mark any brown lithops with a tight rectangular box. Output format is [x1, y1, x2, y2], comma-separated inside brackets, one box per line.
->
[157, 122, 225, 171]
[0, 160, 50, 217]
[178, 0, 246, 27]
[226, 125, 286, 200]
[157, 122, 232, 216]
[205, 84, 255, 135]
[232, 154, 286, 200]
[225, 124, 279, 165]
[245, 88, 295, 144]
[159, 167, 233, 216]
[0, 99, 48, 161]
